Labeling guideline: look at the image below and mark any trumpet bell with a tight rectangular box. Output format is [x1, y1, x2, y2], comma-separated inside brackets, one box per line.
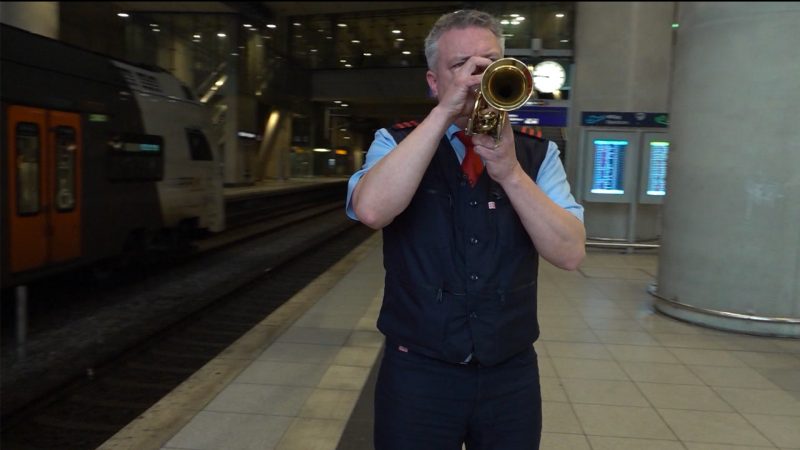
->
[482, 58, 533, 111]
[467, 58, 534, 140]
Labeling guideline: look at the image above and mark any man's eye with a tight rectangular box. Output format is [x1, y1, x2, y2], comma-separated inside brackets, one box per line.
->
[452, 61, 465, 69]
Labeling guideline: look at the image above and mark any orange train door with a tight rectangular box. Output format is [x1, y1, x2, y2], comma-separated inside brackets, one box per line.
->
[7, 105, 82, 273]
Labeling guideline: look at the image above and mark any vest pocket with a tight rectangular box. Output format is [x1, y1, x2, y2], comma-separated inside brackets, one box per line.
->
[491, 283, 539, 355]
[378, 276, 452, 352]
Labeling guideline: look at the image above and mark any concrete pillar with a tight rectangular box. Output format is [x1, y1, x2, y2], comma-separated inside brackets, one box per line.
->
[0, 2, 59, 38]
[654, 3, 800, 336]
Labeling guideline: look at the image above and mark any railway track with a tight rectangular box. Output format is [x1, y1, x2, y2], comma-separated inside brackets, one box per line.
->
[0, 183, 376, 449]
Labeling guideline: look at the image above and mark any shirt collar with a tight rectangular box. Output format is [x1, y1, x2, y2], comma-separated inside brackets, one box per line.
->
[446, 123, 464, 142]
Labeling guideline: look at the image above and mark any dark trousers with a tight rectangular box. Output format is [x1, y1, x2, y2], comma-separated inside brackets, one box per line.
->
[374, 343, 542, 450]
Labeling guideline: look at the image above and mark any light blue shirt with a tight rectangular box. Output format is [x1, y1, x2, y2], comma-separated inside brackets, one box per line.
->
[346, 123, 584, 223]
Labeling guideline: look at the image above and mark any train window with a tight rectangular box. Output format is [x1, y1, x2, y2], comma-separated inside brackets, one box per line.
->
[186, 129, 213, 161]
[54, 126, 77, 212]
[15, 122, 41, 215]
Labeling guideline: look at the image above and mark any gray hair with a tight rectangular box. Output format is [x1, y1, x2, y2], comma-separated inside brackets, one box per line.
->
[424, 9, 503, 70]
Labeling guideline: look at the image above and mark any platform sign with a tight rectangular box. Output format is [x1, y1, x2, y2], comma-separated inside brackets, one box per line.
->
[591, 140, 628, 195]
[508, 106, 568, 127]
[646, 142, 668, 196]
[639, 133, 670, 204]
[582, 131, 638, 203]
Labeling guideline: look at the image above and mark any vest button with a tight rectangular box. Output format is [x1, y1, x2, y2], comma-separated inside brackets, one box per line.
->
[469, 237, 479, 245]
[470, 312, 478, 319]
[469, 200, 478, 207]
[469, 274, 479, 281]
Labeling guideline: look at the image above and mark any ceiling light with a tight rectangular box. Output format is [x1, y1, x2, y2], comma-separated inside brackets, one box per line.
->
[338, 23, 348, 28]
[217, 33, 227, 38]
[117, 13, 129, 18]
[351, 39, 360, 43]
[149, 23, 158, 27]
[395, 38, 404, 42]
[363, 52, 372, 56]
[293, 22, 301, 26]
[501, 20, 510, 25]
[334, 100, 342, 103]
[153, 29, 160, 33]
[345, 64, 352, 68]
[341, 104, 349, 107]
[560, 39, 569, 43]
[267, 24, 277, 29]
[402, 51, 410, 55]
[339, 59, 347, 63]
[243, 24, 252, 28]
[392, 30, 401, 34]
[193, 34, 201, 39]
[310, 49, 318, 53]
[555, 13, 565, 18]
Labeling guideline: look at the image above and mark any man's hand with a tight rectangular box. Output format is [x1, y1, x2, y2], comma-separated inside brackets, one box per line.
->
[436, 56, 493, 120]
[470, 117, 518, 182]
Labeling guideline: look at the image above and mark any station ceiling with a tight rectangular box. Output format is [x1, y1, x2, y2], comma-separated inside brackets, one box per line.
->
[109, 2, 575, 123]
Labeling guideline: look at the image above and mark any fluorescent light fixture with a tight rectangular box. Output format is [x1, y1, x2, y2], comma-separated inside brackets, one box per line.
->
[117, 13, 129, 18]
[313, 148, 331, 152]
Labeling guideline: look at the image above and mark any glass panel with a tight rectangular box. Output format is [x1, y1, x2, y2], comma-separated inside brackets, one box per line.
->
[16, 122, 41, 215]
[55, 126, 77, 211]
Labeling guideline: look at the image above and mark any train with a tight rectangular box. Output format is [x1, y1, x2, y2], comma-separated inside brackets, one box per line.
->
[1, 23, 225, 289]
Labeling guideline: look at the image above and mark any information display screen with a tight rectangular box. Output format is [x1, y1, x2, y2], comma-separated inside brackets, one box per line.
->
[646, 141, 669, 196]
[591, 140, 628, 195]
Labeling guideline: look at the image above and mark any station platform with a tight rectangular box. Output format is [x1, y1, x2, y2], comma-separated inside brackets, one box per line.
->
[223, 177, 349, 201]
[99, 235, 800, 450]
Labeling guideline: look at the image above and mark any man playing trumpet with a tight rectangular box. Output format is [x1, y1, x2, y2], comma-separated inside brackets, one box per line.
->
[346, 9, 586, 450]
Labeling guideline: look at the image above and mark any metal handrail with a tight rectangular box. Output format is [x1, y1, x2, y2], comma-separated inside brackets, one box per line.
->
[648, 283, 800, 324]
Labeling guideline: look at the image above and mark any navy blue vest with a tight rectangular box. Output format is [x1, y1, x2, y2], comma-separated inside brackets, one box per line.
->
[378, 125, 549, 366]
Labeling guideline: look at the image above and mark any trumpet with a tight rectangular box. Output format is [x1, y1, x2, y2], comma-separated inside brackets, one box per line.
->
[466, 57, 533, 141]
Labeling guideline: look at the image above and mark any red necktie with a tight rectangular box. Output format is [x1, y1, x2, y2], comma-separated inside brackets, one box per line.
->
[455, 131, 484, 187]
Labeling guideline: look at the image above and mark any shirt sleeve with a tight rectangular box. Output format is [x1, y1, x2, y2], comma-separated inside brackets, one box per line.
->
[345, 128, 397, 221]
[536, 141, 585, 223]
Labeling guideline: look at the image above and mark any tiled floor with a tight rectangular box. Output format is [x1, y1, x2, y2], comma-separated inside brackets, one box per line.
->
[103, 235, 800, 450]
[536, 249, 800, 450]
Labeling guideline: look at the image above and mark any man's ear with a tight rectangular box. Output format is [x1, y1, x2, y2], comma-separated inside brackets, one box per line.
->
[426, 70, 438, 99]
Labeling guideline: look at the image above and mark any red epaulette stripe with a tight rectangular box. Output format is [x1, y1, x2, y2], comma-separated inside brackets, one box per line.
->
[392, 120, 419, 129]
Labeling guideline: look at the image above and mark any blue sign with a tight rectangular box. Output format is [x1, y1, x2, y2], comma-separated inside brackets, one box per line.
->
[509, 106, 568, 127]
[581, 112, 669, 128]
